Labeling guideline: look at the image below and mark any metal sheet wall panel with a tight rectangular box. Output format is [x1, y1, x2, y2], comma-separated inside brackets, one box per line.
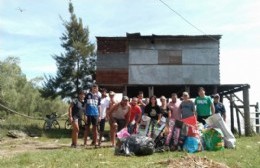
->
[179, 65, 220, 84]
[158, 50, 182, 64]
[129, 65, 220, 85]
[129, 65, 169, 84]
[129, 40, 218, 50]
[97, 53, 128, 69]
[182, 48, 219, 65]
[129, 49, 158, 64]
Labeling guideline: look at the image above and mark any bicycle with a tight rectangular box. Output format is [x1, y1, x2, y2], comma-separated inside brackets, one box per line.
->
[43, 112, 60, 130]
[65, 118, 72, 129]
[65, 117, 84, 130]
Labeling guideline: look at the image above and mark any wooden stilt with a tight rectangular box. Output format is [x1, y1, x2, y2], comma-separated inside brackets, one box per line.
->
[230, 94, 235, 133]
[243, 87, 252, 136]
[255, 102, 259, 133]
[235, 108, 241, 136]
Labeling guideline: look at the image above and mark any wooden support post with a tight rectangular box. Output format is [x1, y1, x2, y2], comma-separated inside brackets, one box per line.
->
[148, 86, 154, 97]
[123, 85, 127, 96]
[235, 108, 241, 136]
[213, 85, 218, 94]
[185, 86, 190, 93]
[230, 94, 235, 133]
[256, 102, 259, 133]
[243, 88, 252, 136]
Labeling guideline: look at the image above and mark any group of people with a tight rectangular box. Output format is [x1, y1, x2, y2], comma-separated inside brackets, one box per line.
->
[68, 85, 226, 148]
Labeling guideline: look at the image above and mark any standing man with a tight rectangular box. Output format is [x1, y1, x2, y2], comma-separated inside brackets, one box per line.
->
[84, 84, 101, 146]
[68, 90, 85, 148]
[98, 88, 110, 146]
[110, 96, 131, 144]
[213, 94, 226, 122]
[128, 97, 142, 134]
[195, 87, 215, 125]
[107, 91, 118, 146]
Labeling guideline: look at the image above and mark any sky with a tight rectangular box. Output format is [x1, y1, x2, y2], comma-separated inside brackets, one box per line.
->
[1, 0, 260, 103]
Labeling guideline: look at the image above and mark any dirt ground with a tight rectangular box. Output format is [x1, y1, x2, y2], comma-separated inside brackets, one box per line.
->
[0, 136, 114, 158]
[0, 137, 66, 158]
[0, 137, 230, 168]
[157, 155, 229, 168]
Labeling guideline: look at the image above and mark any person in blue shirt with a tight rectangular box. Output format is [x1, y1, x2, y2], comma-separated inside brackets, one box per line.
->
[213, 94, 226, 122]
[83, 84, 101, 146]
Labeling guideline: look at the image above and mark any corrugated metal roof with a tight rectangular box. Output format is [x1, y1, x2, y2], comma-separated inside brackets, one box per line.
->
[96, 33, 222, 41]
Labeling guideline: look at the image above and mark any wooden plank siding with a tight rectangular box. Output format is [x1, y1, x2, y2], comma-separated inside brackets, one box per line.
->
[96, 69, 128, 84]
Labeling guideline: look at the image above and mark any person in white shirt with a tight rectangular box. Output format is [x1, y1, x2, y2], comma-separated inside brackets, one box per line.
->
[98, 88, 110, 146]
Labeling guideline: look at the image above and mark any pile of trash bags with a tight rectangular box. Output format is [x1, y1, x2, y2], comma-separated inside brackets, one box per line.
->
[115, 113, 236, 156]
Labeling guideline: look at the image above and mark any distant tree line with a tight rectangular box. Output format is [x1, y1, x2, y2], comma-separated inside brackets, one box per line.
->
[0, 57, 68, 118]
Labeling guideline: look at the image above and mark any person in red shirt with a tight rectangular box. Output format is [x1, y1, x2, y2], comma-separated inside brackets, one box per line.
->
[128, 97, 142, 134]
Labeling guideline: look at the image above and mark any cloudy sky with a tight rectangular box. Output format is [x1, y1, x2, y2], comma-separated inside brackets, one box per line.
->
[1, 0, 260, 102]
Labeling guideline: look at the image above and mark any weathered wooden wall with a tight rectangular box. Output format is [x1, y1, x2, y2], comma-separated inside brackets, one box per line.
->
[96, 38, 129, 85]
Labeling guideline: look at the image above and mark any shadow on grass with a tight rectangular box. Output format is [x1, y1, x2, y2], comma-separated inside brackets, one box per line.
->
[1, 121, 110, 140]
[42, 128, 110, 140]
[0, 123, 44, 137]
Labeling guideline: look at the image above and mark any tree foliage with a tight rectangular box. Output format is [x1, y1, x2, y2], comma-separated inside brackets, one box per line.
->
[0, 57, 67, 118]
[41, 1, 96, 100]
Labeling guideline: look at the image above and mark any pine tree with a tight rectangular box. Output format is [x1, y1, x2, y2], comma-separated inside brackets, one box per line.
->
[41, 1, 95, 99]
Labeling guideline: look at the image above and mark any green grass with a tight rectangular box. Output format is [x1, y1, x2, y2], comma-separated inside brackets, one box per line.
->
[1, 115, 260, 168]
[1, 136, 260, 168]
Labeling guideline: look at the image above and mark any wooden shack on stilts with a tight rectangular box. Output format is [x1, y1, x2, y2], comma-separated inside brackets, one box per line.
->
[96, 33, 258, 136]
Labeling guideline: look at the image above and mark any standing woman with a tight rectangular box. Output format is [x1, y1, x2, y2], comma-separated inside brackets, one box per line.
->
[144, 95, 161, 138]
[159, 96, 169, 121]
[180, 92, 195, 119]
[68, 90, 85, 148]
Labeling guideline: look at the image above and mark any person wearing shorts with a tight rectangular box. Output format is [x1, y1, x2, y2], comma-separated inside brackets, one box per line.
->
[107, 91, 118, 146]
[68, 90, 85, 148]
[84, 84, 101, 146]
[110, 96, 131, 145]
[98, 88, 110, 145]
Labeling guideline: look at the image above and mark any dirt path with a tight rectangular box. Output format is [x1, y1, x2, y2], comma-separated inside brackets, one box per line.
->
[0, 137, 113, 158]
[0, 137, 67, 158]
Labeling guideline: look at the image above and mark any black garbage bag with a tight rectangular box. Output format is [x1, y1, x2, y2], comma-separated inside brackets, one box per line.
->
[115, 134, 155, 156]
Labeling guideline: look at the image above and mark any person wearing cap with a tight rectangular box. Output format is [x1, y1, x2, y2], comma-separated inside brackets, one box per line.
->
[213, 94, 226, 122]
[68, 90, 85, 148]
[180, 92, 195, 119]
[128, 97, 142, 134]
[84, 84, 101, 146]
[98, 88, 110, 146]
[195, 87, 215, 125]
[109, 95, 131, 146]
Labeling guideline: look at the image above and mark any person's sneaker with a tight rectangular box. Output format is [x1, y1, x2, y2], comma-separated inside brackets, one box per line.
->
[91, 141, 95, 146]
[164, 145, 170, 151]
[71, 144, 77, 148]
